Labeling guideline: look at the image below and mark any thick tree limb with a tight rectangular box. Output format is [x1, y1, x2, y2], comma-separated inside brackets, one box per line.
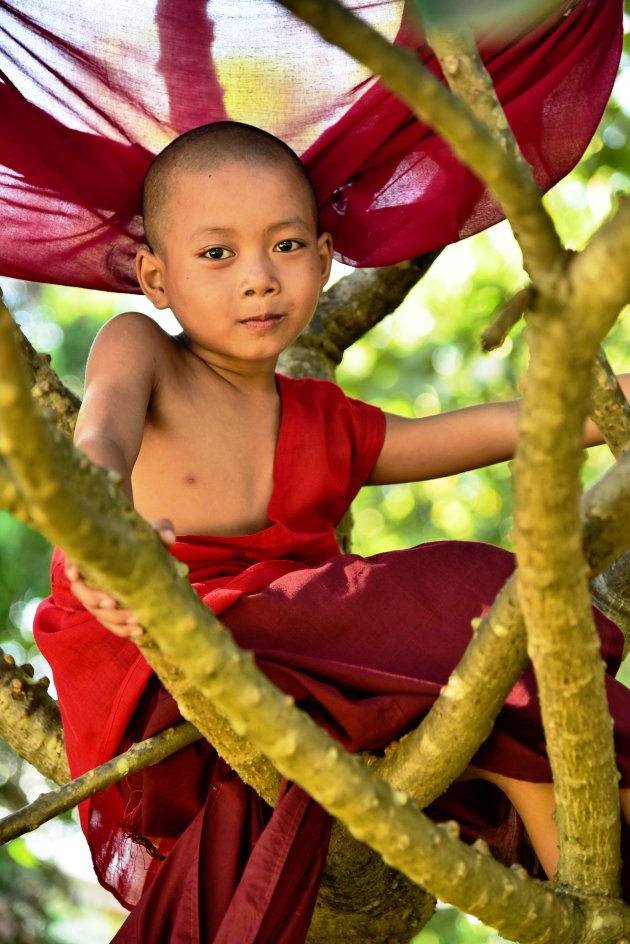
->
[279, 255, 438, 380]
[418, 28, 630, 890]
[276, 0, 566, 290]
[0, 721, 200, 844]
[419, 10, 522, 164]
[567, 196, 630, 323]
[0, 253, 599, 944]
[0, 290, 80, 438]
[308, 825, 436, 943]
[0, 646, 68, 785]
[509, 208, 630, 896]
[515, 306, 621, 897]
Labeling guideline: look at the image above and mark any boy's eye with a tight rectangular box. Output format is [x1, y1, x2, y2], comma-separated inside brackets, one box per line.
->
[274, 239, 303, 253]
[203, 246, 234, 260]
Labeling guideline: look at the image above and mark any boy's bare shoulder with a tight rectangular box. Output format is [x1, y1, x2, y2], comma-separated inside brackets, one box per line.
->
[92, 311, 174, 353]
[87, 311, 183, 377]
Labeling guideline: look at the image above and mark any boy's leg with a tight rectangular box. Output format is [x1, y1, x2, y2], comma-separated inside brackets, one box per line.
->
[467, 766, 558, 878]
[469, 768, 630, 881]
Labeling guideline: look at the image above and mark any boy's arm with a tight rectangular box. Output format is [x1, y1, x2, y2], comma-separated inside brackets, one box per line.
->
[369, 375, 630, 486]
[73, 311, 161, 500]
[68, 312, 170, 637]
[369, 400, 521, 486]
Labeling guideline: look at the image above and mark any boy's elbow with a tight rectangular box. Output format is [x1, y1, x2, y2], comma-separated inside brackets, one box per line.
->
[74, 433, 134, 495]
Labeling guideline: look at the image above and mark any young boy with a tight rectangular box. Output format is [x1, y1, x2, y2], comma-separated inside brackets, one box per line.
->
[34, 122, 630, 943]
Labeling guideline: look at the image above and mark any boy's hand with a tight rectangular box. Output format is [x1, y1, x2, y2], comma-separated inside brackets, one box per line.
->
[64, 519, 176, 639]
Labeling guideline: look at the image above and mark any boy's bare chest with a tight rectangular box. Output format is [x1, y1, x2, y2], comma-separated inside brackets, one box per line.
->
[132, 375, 281, 536]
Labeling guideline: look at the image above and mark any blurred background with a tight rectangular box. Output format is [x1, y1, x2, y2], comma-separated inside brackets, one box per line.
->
[2, 9, 630, 942]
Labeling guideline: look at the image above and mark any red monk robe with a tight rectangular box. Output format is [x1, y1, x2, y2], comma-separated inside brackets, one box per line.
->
[34, 375, 630, 943]
[0, 0, 622, 287]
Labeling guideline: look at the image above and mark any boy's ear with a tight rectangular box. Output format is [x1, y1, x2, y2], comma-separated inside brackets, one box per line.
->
[136, 248, 169, 310]
[317, 232, 334, 288]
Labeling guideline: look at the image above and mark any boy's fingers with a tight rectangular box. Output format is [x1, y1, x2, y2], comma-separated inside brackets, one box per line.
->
[65, 562, 79, 581]
[71, 578, 116, 611]
[148, 517, 176, 546]
[64, 562, 144, 639]
[79, 601, 143, 638]
[96, 609, 138, 627]
[97, 619, 144, 640]
[66, 572, 121, 616]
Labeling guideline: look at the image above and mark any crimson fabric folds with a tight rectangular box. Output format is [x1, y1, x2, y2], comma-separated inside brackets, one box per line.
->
[34, 376, 630, 943]
[0, 0, 622, 290]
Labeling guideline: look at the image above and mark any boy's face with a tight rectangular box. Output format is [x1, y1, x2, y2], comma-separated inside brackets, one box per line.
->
[136, 158, 333, 371]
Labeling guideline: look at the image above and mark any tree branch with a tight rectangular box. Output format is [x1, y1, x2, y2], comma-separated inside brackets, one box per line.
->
[0, 721, 200, 844]
[509, 202, 630, 895]
[513, 305, 621, 897]
[0, 645, 68, 785]
[3, 281, 438, 940]
[0, 287, 80, 437]
[590, 348, 630, 460]
[481, 286, 533, 352]
[419, 9, 522, 164]
[568, 196, 630, 325]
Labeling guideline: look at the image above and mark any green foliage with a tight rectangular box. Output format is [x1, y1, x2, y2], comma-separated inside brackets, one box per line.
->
[412, 904, 512, 944]
[0, 838, 69, 944]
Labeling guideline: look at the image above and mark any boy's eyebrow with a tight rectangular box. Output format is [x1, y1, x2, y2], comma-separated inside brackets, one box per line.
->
[191, 217, 312, 240]
[266, 217, 312, 232]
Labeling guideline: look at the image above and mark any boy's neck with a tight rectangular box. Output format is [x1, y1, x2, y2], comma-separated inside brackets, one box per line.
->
[179, 333, 280, 396]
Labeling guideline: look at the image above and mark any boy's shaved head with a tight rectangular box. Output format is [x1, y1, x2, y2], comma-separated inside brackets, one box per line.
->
[142, 121, 318, 254]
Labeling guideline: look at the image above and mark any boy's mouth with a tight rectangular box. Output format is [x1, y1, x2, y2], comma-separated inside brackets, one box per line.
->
[239, 313, 284, 330]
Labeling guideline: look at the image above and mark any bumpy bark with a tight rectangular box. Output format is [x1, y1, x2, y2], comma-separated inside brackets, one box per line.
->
[0, 646, 68, 785]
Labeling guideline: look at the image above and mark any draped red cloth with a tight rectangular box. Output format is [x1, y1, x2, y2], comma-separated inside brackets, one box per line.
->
[34, 376, 630, 943]
[0, 0, 622, 290]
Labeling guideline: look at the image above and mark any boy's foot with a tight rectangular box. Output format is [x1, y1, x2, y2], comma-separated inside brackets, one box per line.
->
[591, 549, 630, 649]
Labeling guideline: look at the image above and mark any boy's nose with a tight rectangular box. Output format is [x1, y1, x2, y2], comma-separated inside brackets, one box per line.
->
[240, 260, 280, 298]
